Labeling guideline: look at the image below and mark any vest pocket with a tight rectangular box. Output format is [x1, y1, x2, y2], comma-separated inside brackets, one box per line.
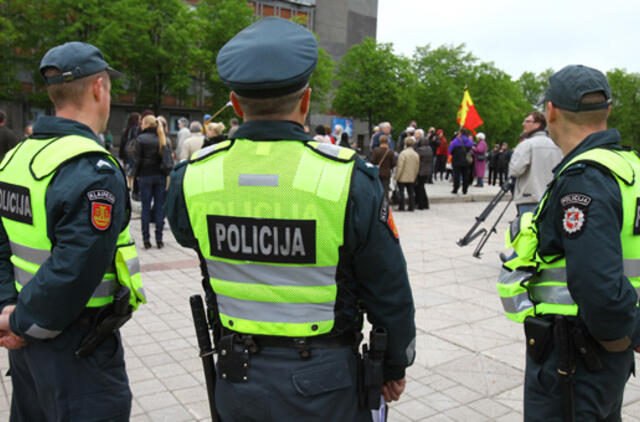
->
[292, 361, 352, 397]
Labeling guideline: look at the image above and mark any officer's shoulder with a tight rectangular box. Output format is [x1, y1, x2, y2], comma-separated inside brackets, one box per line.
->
[305, 142, 358, 163]
[354, 157, 379, 180]
[189, 140, 233, 163]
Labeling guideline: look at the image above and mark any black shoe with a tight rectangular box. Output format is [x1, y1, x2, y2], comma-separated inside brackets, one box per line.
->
[144, 242, 152, 249]
[157, 241, 164, 249]
[451, 190, 457, 194]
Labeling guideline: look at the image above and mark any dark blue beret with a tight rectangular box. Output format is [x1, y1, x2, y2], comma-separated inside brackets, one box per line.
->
[217, 17, 318, 98]
[40, 42, 122, 85]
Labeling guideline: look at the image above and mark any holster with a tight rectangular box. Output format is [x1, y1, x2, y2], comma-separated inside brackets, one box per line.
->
[217, 334, 254, 383]
[573, 324, 603, 372]
[358, 328, 387, 410]
[75, 286, 132, 358]
[524, 316, 554, 364]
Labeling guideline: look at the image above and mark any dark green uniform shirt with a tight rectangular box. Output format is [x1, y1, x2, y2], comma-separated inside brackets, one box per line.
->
[165, 120, 416, 380]
[0, 116, 129, 341]
[536, 129, 640, 347]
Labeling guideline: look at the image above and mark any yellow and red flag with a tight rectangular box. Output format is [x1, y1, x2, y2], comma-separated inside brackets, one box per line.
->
[456, 89, 483, 134]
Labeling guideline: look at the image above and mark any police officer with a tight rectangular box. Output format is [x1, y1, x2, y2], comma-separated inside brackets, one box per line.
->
[0, 42, 145, 421]
[165, 18, 416, 421]
[498, 65, 640, 421]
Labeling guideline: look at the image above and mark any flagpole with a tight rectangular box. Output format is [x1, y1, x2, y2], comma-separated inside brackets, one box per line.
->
[204, 101, 233, 126]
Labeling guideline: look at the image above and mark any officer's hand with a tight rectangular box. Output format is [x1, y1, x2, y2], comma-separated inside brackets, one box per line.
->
[0, 332, 26, 350]
[0, 305, 13, 332]
[381, 378, 406, 402]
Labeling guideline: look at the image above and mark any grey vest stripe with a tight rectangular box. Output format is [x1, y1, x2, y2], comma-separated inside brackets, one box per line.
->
[217, 294, 334, 324]
[196, 143, 218, 159]
[137, 287, 147, 300]
[501, 292, 534, 314]
[25, 323, 62, 339]
[315, 143, 343, 158]
[9, 241, 50, 265]
[14, 266, 33, 286]
[498, 268, 534, 285]
[207, 260, 336, 287]
[15, 265, 117, 299]
[93, 279, 119, 299]
[537, 267, 566, 283]
[539, 259, 640, 283]
[530, 285, 575, 305]
[238, 174, 279, 187]
[126, 257, 140, 276]
[624, 259, 640, 278]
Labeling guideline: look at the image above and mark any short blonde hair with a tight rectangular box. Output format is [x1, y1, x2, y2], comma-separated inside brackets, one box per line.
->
[404, 136, 416, 147]
[43, 68, 108, 108]
[206, 122, 226, 136]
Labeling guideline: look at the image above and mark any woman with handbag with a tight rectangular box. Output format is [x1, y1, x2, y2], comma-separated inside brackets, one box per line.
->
[134, 115, 168, 249]
[472, 132, 488, 187]
[370, 135, 396, 201]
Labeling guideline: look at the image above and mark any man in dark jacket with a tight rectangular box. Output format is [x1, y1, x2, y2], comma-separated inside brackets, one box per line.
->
[0, 109, 18, 161]
[449, 130, 473, 194]
[496, 142, 511, 185]
[414, 130, 431, 209]
[488, 144, 499, 185]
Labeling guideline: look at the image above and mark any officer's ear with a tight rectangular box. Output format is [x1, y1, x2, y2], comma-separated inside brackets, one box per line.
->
[229, 92, 244, 118]
[299, 88, 311, 116]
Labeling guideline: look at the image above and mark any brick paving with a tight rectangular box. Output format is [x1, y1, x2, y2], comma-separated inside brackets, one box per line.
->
[1, 178, 639, 421]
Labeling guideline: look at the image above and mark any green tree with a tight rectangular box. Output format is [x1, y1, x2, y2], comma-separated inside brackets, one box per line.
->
[192, 0, 255, 114]
[607, 68, 640, 149]
[333, 37, 416, 136]
[517, 68, 554, 107]
[308, 46, 335, 114]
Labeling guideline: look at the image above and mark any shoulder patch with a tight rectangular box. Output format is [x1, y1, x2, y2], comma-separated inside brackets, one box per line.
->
[356, 158, 379, 180]
[560, 192, 591, 238]
[87, 189, 115, 231]
[378, 198, 399, 241]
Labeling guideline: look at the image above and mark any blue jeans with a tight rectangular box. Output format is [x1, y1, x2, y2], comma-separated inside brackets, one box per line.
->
[139, 174, 166, 243]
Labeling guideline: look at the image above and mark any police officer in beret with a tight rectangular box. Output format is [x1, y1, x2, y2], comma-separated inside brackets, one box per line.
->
[498, 65, 640, 421]
[165, 17, 416, 421]
[0, 42, 145, 420]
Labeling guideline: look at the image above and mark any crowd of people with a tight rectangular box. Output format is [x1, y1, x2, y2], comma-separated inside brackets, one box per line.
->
[368, 120, 520, 211]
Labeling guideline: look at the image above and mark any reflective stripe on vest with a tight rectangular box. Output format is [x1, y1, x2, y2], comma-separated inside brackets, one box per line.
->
[184, 139, 355, 337]
[0, 136, 146, 309]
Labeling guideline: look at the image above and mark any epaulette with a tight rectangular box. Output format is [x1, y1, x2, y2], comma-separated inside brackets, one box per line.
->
[355, 157, 379, 180]
[173, 159, 188, 172]
[189, 140, 234, 164]
[305, 141, 356, 163]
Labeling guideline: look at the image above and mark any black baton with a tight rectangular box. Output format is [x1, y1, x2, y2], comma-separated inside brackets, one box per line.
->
[554, 316, 575, 422]
[190, 294, 221, 422]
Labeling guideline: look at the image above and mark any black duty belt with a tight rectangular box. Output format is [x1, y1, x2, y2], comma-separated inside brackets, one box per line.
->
[220, 329, 359, 355]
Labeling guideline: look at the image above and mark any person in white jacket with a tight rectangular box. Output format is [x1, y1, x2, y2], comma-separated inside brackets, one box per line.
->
[509, 111, 563, 215]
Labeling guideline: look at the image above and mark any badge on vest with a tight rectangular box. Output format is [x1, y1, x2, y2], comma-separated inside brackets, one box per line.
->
[87, 189, 115, 231]
[207, 215, 316, 264]
[0, 182, 33, 224]
[560, 193, 591, 238]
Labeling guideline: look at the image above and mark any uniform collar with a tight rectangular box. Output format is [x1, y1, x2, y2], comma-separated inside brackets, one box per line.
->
[231, 120, 311, 141]
[31, 115, 101, 144]
[552, 128, 621, 175]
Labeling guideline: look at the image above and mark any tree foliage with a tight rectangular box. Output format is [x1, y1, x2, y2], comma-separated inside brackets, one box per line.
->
[607, 69, 640, 149]
[332, 38, 416, 136]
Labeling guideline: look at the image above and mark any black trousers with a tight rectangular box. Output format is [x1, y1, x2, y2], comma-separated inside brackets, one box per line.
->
[9, 320, 131, 421]
[415, 176, 429, 209]
[398, 182, 415, 210]
[452, 167, 470, 194]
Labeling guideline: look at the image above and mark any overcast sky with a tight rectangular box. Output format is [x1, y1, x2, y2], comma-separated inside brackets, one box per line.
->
[377, 0, 638, 79]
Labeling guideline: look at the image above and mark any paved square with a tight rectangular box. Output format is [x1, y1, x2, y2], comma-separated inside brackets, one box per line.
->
[1, 181, 639, 421]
